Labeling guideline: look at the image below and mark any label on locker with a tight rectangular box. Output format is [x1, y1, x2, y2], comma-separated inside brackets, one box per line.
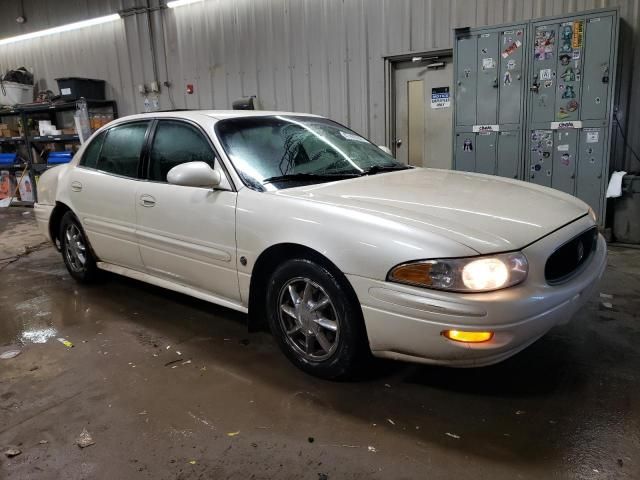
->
[585, 129, 600, 143]
[482, 57, 496, 69]
[501, 40, 522, 58]
[534, 28, 555, 61]
[473, 124, 500, 132]
[572, 20, 584, 48]
[550, 120, 582, 129]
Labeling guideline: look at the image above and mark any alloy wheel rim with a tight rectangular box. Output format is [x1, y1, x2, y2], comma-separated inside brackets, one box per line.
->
[278, 277, 340, 361]
[64, 223, 87, 272]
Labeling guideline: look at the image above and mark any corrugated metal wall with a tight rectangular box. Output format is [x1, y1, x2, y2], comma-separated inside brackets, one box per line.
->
[0, 0, 638, 171]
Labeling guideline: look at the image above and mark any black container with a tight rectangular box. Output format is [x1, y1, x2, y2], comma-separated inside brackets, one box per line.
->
[55, 77, 106, 101]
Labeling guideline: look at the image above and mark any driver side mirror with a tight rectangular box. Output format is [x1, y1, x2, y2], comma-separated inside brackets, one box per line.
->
[167, 161, 221, 188]
[378, 145, 393, 156]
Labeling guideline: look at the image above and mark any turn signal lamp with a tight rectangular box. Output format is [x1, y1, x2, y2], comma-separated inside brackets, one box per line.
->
[442, 330, 493, 343]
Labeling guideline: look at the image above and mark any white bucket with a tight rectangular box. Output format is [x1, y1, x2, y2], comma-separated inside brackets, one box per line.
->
[0, 82, 34, 106]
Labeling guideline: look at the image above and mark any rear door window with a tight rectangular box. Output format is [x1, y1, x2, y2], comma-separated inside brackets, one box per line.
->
[97, 122, 149, 178]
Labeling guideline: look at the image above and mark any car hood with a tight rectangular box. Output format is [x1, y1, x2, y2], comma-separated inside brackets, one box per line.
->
[276, 168, 588, 254]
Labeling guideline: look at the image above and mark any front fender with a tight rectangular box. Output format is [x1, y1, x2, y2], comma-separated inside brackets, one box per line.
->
[236, 188, 477, 303]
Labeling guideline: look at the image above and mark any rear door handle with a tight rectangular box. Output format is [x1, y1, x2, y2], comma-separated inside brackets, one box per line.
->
[71, 181, 82, 192]
[139, 194, 156, 207]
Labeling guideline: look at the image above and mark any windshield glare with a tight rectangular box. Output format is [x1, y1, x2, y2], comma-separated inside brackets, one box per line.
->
[215, 115, 404, 189]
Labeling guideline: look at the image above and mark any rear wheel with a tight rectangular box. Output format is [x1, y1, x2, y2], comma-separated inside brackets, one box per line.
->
[59, 211, 100, 283]
[266, 258, 368, 379]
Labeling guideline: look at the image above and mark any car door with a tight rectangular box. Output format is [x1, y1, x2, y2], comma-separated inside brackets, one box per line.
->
[135, 119, 240, 302]
[67, 121, 150, 269]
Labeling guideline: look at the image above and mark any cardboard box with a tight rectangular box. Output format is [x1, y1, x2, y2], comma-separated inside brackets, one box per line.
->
[1, 129, 20, 137]
[16, 172, 34, 202]
[61, 128, 76, 135]
[0, 123, 8, 130]
[0, 170, 16, 200]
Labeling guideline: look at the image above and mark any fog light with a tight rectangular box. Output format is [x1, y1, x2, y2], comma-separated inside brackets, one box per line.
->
[442, 330, 493, 343]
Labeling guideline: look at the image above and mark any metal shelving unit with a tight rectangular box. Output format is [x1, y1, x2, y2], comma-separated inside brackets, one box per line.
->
[0, 99, 117, 205]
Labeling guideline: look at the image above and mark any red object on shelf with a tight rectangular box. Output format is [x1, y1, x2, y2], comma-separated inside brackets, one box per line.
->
[186, 84, 194, 94]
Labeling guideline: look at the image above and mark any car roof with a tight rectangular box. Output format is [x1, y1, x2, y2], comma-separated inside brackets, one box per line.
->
[111, 110, 322, 124]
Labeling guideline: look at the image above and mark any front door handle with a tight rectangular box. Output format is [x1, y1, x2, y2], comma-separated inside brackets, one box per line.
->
[71, 181, 82, 192]
[139, 194, 156, 207]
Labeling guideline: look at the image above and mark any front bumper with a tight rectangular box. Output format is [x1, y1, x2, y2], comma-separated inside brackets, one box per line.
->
[348, 216, 607, 367]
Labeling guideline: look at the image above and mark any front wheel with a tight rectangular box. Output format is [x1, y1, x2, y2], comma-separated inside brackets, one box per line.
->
[59, 211, 100, 283]
[266, 258, 368, 379]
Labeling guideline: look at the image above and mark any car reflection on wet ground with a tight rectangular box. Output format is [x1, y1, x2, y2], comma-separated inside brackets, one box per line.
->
[1, 207, 639, 479]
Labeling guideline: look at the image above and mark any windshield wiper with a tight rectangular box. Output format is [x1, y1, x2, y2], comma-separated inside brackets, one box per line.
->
[262, 172, 360, 184]
[362, 165, 412, 176]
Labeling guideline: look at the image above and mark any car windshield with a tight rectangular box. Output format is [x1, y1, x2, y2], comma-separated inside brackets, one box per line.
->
[215, 115, 407, 189]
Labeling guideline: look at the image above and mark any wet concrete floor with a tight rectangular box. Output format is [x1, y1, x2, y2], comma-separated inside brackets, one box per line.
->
[0, 207, 639, 479]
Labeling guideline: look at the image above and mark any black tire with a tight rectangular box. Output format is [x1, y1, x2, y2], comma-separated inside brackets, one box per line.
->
[59, 211, 100, 283]
[266, 258, 368, 380]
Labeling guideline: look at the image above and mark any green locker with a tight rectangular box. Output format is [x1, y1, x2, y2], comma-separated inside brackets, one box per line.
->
[497, 131, 520, 179]
[576, 127, 606, 214]
[455, 132, 476, 172]
[453, 23, 528, 180]
[455, 35, 478, 126]
[551, 128, 579, 195]
[581, 16, 614, 120]
[529, 129, 553, 187]
[475, 132, 497, 174]
[454, 8, 618, 224]
[524, 8, 618, 223]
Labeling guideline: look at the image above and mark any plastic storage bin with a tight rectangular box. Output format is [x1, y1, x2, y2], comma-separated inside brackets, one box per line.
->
[0, 153, 17, 165]
[47, 151, 73, 164]
[56, 78, 106, 101]
[0, 81, 34, 106]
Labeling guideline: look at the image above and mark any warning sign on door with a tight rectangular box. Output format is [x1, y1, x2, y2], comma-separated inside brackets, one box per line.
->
[431, 87, 450, 109]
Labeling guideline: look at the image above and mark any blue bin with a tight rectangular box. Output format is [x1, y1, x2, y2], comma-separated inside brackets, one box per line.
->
[47, 151, 73, 164]
[0, 153, 17, 165]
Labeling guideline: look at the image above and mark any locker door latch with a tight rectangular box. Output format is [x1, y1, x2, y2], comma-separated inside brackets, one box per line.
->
[493, 77, 499, 88]
[602, 66, 610, 84]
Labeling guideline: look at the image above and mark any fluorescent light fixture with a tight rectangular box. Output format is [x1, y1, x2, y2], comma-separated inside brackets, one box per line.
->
[0, 14, 120, 46]
[167, 0, 203, 8]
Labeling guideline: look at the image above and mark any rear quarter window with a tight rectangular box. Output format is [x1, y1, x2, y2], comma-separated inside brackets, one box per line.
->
[79, 131, 106, 169]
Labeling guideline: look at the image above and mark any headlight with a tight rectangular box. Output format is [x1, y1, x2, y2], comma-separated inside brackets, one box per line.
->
[387, 252, 528, 293]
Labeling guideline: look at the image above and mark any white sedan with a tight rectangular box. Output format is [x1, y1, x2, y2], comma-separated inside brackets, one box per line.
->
[34, 111, 606, 379]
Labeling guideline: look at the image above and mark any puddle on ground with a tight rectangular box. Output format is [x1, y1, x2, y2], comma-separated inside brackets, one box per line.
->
[0, 255, 90, 347]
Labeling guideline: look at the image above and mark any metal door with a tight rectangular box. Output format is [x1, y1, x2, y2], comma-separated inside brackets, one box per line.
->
[554, 20, 584, 121]
[529, 129, 553, 187]
[530, 24, 559, 124]
[551, 129, 578, 194]
[576, 127, 605, 213]
[581, 15, 614, 120]
[455, 37, 477, 126]
[477, 33, 499, 124]
[475, 132, 497, 174]
[394, 57, 453, 168]
[455, 132, 476, 172]
[499, 28, 526, 125]
[497, 131, 520, 179]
